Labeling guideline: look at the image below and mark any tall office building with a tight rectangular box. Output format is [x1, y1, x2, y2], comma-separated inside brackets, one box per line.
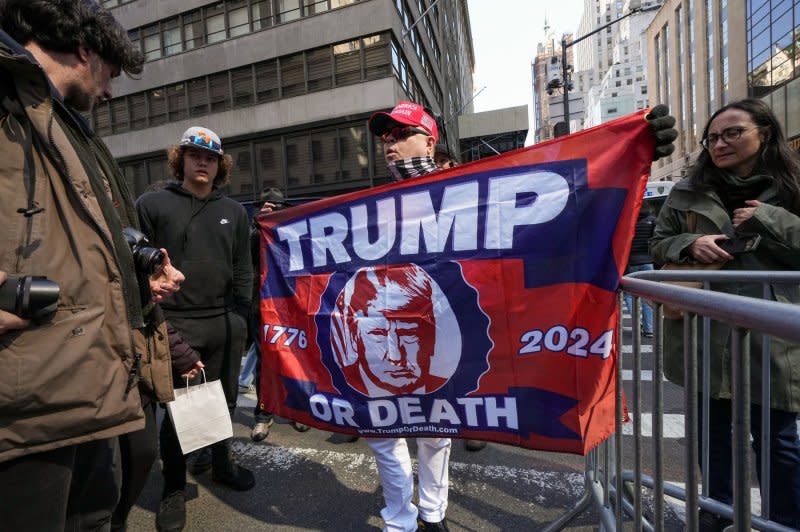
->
[99, 0, 474, 202]
[746, 0, 800, 151]
[583, 1, 661, 128]
[532, 23, 588, 141]
[647, 0, 800, 180]
[531, 24, 560, 143]
[574, 0, 622, 80]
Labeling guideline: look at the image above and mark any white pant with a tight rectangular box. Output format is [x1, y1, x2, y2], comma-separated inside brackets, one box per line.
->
[367, 437, 451, 532]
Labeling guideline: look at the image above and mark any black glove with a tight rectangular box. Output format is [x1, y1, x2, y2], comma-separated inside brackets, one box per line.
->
[646, 104, 678, 161]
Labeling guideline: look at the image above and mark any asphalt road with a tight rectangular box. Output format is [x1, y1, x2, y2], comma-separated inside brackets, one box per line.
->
[126, 396, 607, 531]
[125, 311, 703, 531]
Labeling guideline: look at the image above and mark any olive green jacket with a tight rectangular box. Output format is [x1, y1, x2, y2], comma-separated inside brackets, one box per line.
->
[650, 178, 800, 412]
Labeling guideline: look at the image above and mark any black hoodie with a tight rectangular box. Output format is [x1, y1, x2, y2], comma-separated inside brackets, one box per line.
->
[136, 182, 252, 318]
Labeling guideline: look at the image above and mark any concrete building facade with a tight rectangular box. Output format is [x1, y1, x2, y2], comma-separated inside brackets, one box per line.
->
[99, 0, 474, 201]
[583, 1, 660, 127]
[457, 105, 528, 162]
[646, 0, 773, 181]
[531, 28, 559, 143]
[746, 0, 800, 150]
[532, 27, 589, 141]
[575, 0, 623, 80]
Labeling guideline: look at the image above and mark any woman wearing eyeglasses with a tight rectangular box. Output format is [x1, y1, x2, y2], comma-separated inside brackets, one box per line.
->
[650, 98, 800, 530]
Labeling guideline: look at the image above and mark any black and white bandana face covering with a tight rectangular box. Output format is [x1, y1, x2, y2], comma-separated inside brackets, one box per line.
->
[387, 156, 439, 181]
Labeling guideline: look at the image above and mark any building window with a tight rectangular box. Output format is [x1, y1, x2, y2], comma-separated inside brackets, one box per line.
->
[251, 0, 274, 29]
[226, 144, 253, 196]
[122, 121, 385, 198]
[128, 29, 141, 56]
[364, 33, 391, 79]
[163, 17, 182, 56]
[311, 129, 339, 183]
[188, 78, 210, 116]
[278, 0, 302, 23]
[129, 93, 147, 130]
[255, 59, 279, 101]
[339, 125, 368, 180]
[148, 89, 167, 126]
[285, 135, 310, 187]
[231, 65, 255, 107]
[306, 46, 333, 92]
[121, 161, 147, 196]
[206, 3, 227, 43]
[334, 39, 362, 86]
[255, 139, 283, 190]
[143, 25, 161, 61]
[228, 0, 250, 37]
[167, 84, 188, 121]
[101, 31, 395, 135]
[280, 53, 306, 97]
[93, 101, 112, 136]
[308, 0, 331, 15]
[183, 12, 204, 50]
[208, 72, 231, 112]
[147, 159, 170, 183]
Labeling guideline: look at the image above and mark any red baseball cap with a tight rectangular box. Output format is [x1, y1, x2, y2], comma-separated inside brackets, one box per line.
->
[368, 101, 439, 141]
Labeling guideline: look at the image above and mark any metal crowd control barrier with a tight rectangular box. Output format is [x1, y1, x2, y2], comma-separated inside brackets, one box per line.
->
[543, 270, 800, 532]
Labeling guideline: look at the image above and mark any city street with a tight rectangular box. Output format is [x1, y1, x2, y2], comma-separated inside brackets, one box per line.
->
[126, 310, 699, 531]
[127, 405, 598, 531]
[3, 1, 798, 530]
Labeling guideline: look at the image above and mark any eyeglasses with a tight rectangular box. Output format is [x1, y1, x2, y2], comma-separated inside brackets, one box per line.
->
[700, 126, 759, 149]
[380, 126, 430, 142]
[184, 134, 222, 153]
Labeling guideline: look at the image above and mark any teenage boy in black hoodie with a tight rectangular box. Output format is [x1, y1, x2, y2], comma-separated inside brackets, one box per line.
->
[136, 126, 253, 532]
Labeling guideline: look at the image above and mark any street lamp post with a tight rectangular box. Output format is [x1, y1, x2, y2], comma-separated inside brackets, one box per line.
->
[561, 40, 571, 135]
[551, 0, 659, 135]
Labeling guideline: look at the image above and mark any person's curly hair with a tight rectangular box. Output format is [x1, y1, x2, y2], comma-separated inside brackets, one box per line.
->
[0, 0, 144, 76]
[167, 145, 233, 187]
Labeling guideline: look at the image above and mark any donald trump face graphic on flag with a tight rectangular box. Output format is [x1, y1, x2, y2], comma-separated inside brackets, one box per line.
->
[331, 264, 461, 398]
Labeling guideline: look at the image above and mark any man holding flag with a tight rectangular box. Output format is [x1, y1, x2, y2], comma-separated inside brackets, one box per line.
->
[365, 101, 453, 532]
[360, 100, 677, 532]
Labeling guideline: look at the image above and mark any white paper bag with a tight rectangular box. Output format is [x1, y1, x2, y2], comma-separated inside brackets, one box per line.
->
[166, 371, 233, 454]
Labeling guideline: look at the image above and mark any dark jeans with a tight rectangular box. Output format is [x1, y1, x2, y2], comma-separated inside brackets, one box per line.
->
[249, 312, 272, 423]
[159, 312, 247, 495]
[0, 438, 120, 531]
[700, 397, 800, 528]
[112, 400, 157, 530]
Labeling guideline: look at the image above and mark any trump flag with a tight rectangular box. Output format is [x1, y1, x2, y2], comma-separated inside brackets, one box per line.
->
[257, 111, 655, 455]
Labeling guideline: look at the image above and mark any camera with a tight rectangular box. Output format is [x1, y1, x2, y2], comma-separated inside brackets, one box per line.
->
[0, 276, 60, 320]
[123, 227, 165, 276]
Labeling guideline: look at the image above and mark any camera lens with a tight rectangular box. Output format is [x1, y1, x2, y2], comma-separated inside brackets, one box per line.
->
[0, 276, 59, 320]
[24, 278, 60, 320]
[123, 227, 165, 275]
[134, 247, 165, 276]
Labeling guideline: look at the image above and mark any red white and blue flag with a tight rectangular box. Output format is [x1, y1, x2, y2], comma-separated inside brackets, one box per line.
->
[257, 111, 654, 454]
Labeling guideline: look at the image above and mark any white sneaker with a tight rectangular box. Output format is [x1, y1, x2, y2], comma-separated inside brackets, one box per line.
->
[251, 418, 274, 442]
